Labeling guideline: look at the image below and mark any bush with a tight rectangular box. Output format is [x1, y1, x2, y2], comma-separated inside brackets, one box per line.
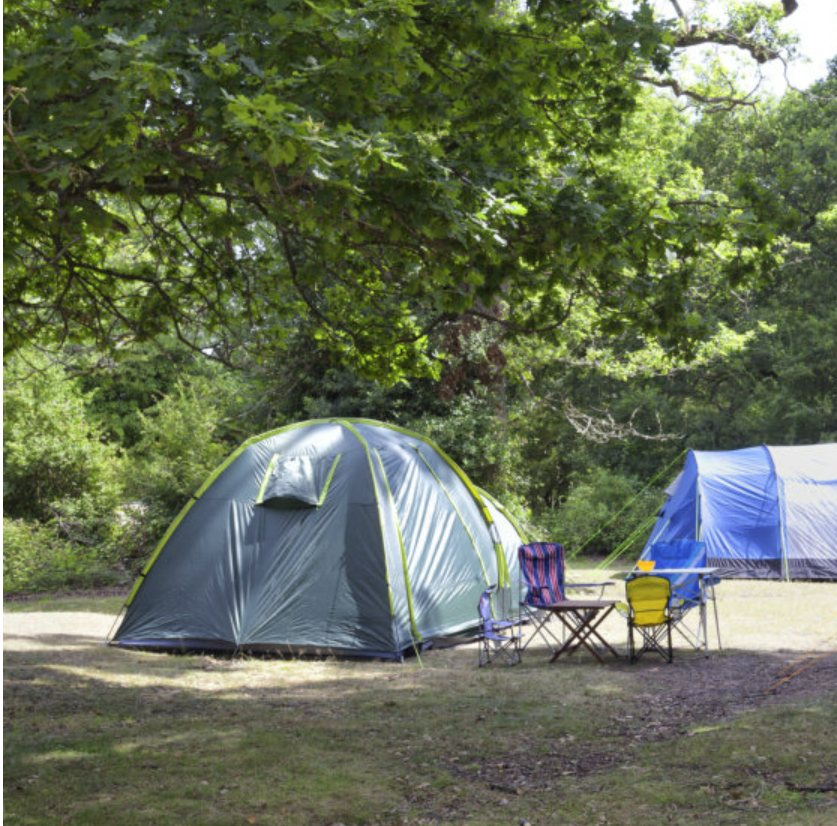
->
[125, 376, 231, 559]
[539, 468, 663, 561]
[3, 517, 123, 594]
[131, 378, 229, 505]
[4, 353, 128, 592]
[4, 352, 124, 523]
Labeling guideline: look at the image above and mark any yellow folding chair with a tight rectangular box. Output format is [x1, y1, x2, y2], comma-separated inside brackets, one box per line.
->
[625, 575, 673, 663]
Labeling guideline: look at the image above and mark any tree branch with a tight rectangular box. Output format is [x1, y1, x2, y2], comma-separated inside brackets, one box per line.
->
[672, 27, 780, 64]
[634, 74, 758, 110]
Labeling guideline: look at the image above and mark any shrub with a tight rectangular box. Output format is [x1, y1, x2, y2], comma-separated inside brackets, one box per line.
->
[4, 353, 124, 523]
[3, 517, 123, 594]
[3, 353, 127, 592]
[125, 376, 230, 556]
[541, 467, 663, 561]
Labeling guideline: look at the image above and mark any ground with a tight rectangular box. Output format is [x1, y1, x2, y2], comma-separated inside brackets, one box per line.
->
[4, 579, 837, 826]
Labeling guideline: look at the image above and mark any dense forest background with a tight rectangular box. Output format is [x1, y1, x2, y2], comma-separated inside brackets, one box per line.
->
[5, 1, 836, 594]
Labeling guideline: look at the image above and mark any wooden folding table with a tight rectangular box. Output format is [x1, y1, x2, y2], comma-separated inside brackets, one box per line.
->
[542, 599, 621, 663]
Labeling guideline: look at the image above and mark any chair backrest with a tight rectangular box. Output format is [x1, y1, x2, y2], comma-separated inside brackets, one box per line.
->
[519, 542, 566, 606]
[478, 586, 497, 627]
[643, 540, 706, 604]
[626, 575, 671, 626]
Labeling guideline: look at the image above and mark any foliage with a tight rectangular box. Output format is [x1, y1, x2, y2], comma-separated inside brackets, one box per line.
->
[75, 336, 229, 448]
[3, 352, 123, 523]
[4, 0, 790, 379]
[412, 390, 522, 491]
[675, 71, 837, 447]
[128, 375, 232, 525]
[3, 516, 122, 594]
[501, 75, 837, 540]
[536, 467, 662, 558]
[2, 352, 129, 592]
[3, 6, 834, 591]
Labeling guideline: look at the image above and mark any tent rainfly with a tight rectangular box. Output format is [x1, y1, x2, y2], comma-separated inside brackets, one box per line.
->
[111, 419, 524, 658]
[643, 444, 837, 580]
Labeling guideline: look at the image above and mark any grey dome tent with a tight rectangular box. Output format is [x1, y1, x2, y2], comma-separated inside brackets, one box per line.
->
[111, 419, 524, 658]
[643, 444, 837, 580]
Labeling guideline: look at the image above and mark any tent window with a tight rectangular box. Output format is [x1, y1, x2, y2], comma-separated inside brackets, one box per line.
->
[256, 454, 341, 510]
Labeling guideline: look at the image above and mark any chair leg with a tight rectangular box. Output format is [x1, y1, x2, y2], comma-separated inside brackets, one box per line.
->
[711, 589, 722, 651]
[630, 622, 673, 664]
[479, 633, 522, 667]
[519, 607, 563, 653]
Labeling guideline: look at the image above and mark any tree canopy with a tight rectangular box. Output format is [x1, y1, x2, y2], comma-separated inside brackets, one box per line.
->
[4, 0, 794, 378]
[5, 44, 837, 592]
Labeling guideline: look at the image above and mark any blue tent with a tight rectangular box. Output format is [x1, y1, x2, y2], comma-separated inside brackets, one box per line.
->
[643, 444, 837, 580]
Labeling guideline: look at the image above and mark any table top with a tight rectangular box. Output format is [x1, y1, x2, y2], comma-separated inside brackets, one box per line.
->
[625, 567, 718, 575]
[540, 599, 618, 611]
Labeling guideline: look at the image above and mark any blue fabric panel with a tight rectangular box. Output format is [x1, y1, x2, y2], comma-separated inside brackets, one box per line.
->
[696, 447, 782, 569]
[644, 540, 707, 604]
[647, 452, 700, 545]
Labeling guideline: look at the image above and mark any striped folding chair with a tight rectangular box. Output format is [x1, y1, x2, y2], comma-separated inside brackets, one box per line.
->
[518, 542, 567, 651]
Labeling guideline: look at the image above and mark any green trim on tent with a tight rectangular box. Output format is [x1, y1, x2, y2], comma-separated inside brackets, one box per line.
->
[255, 454, 280, 504]
[318, 455, 342, 506]
[414, 447, 490, 586]
[479, 488, 529, 545]
[478, 488, 524, 586]
[125, 496, 197, 606]
[336, 420, 398, 622]
[374, 447, 422, 644]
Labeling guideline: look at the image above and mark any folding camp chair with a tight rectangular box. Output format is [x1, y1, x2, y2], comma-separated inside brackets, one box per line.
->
[518, 543, 614, 653]
[477, 585, 523, 666]
[625, 575, 673, 663]
[638, 539, 722, 656]
[518, 542, 567, 652]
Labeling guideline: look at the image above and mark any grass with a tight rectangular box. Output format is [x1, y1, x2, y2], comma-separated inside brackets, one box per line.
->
[4, 577, 837, 826]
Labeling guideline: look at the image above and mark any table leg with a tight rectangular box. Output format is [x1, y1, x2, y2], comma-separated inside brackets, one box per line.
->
[549, 606, 619, 663]
[550, 611, 604, 662]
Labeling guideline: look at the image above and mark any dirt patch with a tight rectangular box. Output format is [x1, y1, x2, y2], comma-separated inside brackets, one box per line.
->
[446, 649, 837, 796]
[604, 650, 837, 740]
